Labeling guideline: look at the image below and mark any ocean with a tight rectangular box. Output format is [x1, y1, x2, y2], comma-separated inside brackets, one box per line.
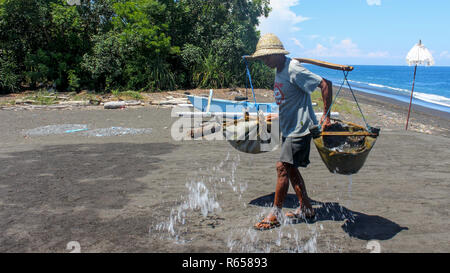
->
[303, 64, 450, 114]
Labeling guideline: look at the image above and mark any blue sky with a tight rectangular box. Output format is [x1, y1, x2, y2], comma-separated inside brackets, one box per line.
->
[258, 0, 450, 66]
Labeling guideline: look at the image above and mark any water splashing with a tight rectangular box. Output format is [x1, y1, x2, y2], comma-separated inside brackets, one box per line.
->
[184, 181, 221, 217]
[152, 152, 246, 244]
[153, 180, 221, 242]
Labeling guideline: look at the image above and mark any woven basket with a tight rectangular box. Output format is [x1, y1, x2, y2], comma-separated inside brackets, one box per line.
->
[311, 120, 379, 175]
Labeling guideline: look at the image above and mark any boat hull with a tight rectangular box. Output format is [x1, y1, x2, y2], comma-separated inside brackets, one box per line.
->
[187, 95, 278, 113]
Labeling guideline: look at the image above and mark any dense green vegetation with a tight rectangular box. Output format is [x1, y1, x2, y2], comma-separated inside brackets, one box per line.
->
[0, 0, 275, 94]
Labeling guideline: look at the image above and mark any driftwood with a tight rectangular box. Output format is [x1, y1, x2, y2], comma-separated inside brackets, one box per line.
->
[104, 101, 126, 109]
[1, 104, 73, 110]
[150, 98, 189, 106]
[122, 100, 143, 106]
[59, 100, 91, 106]
[189, 122, 222, 139]
[103, 100, 144, 109]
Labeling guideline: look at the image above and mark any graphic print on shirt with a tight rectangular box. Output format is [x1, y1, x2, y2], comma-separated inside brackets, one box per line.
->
[273, 82, 285, 105]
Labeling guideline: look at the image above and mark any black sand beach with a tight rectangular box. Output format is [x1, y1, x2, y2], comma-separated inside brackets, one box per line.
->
[0, 89, 448, 253]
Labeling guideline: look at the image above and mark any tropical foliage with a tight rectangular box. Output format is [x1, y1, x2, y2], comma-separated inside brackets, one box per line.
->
[0, 0, 274, 93]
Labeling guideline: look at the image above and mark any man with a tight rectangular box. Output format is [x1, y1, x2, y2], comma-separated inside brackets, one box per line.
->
[250, 33, 332, 230]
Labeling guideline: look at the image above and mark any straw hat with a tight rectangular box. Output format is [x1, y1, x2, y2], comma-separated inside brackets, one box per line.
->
[249, 33, 289, 58]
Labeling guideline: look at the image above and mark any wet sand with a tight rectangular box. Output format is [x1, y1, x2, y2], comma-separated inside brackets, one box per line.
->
[0, 92, 449, 253]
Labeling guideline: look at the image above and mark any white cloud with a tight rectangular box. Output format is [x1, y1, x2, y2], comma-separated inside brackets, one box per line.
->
[306, 39, 361, 58]
[335, 39, 361, 57]
[291, 38, 304, 49]
[256, 1, 389, 63]
[367, 0, 381, 6]
[307, 43, 329, 57]
[270, 0, 309, 24]
[440, 51, 450, 58]
[258, 0, 310, 35]
[306, 39, 390, 59]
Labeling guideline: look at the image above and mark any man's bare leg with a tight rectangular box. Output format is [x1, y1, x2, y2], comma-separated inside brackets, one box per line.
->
[254, 161, 290, 229]
[287, 167, 315, 218]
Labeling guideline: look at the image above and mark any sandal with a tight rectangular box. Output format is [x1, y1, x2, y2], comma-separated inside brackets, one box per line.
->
[254, 218, 281, 230]
[285, 209, 316, 221]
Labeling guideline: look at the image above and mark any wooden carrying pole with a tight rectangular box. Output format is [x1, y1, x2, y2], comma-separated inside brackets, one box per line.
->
[294, 58, 354, 71]
[320, 131, 378, 137]
[244, 55, 353, 71]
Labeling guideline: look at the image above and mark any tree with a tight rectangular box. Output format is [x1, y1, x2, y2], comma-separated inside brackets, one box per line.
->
[0, 0, 273, 93]
[0, 0, 115, 92]
[82, 0, 179, 91]
[168, 0, 272, 89]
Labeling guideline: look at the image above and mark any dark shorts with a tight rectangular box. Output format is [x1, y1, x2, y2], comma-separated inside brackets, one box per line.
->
[279, 134, 312, 168]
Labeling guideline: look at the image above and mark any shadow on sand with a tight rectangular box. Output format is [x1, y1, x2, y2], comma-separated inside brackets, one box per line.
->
[249, 193, 408, 241]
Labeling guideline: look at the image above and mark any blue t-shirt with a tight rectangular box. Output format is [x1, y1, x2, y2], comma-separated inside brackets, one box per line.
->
[274, 57, 322, 137]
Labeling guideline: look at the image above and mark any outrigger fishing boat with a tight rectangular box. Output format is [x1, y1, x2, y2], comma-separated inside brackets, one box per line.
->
[185, 55, 277, 116]
[181, 90, 338, 120]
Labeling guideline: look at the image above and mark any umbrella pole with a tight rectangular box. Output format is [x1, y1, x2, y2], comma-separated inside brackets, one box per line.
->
[406, 64, 417, 130]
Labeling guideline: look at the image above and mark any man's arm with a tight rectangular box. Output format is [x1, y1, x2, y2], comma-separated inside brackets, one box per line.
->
[319, 78, 332, 128]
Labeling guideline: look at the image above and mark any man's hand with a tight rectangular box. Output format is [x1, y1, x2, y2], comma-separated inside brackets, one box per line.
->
[320, 114, 331, 129]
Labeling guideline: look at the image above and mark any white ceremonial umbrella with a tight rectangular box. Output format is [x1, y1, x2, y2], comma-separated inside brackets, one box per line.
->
[405, 40, 434, 130]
